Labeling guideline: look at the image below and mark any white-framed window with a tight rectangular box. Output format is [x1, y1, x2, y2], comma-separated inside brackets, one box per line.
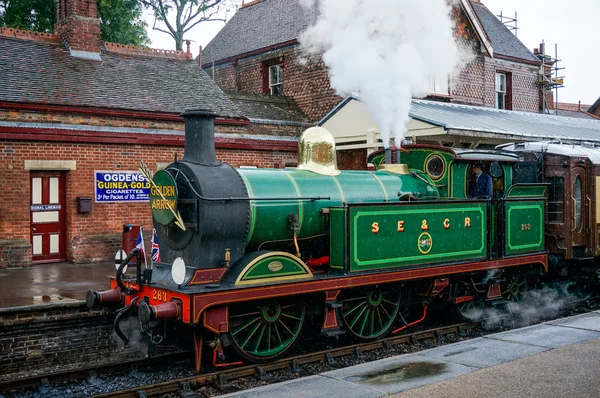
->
[424, 76, 449, 96]
[269, 64, 283, 96]
[496, 73, 507, 109]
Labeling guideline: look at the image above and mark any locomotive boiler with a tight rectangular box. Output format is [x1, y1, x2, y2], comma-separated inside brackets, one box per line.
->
[88, 109, 549, 371]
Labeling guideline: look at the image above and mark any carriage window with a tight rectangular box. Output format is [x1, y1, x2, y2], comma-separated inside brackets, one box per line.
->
[574, 175, 582, 232]
[547, 177, 564, 222]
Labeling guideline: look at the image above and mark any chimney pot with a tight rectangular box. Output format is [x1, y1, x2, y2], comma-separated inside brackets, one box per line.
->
[55, 0, 101, 59]
[185, 39, 192, 60]
[198, 45, 203, 66]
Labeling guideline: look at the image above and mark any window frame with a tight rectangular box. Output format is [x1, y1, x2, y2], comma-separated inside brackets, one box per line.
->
[574, 174, 583, 232]
[495, 72, 506, 110]
[268, 64, 283, 96]
[424, 76, 450, 96]
[547, 177, 564, 223]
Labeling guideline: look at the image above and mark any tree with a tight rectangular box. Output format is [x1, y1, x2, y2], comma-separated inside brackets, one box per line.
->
[142, 0, 234, 51]
[0, 0, 56, 32]
[98, 0, 150, 46]
[0, 0, 150, 47]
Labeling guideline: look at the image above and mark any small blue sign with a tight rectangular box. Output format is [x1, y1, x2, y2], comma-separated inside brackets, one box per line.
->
[95, 171, 151, 203]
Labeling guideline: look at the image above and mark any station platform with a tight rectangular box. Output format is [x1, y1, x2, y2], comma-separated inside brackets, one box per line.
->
[222, 311, 600, 398]
[0, 262, 119, 308]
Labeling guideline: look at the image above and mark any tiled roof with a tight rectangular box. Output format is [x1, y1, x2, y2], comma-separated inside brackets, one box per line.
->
[0, 36, 242, 118]
[202, 0, 318, 65]
[555, 109, 597, 120]
[203, 0, 539, 66]
[557, 102, 590, 112]
[227, 92, 310, 124]
[471, 2, 539, 63]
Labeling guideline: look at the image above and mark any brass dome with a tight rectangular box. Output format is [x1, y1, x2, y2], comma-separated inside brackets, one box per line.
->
[297, 127, 340, 176]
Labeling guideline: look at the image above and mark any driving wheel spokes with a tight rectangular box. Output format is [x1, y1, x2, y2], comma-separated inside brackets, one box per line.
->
[228, 299, 305, 363]
[454, 279, 485, 322]
[340, 286, 400, 341]
[502, 273, 528, 302]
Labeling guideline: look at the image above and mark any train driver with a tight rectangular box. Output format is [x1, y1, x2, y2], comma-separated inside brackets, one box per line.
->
[469, 163, 493, 198]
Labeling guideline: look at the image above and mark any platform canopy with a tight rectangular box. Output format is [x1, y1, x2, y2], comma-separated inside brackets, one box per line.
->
[318, 97, 600, 152]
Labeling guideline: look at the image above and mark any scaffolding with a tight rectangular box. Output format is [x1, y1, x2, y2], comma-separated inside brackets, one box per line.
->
[497, 11, 518, 37]
[497, 10, 566, 115]
[537, 41, 566, 114]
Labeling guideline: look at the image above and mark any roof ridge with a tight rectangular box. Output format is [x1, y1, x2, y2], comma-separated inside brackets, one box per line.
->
[103, 42, 193, 60]
[0, 27, 60, 44]
[240, 0, 267, 9]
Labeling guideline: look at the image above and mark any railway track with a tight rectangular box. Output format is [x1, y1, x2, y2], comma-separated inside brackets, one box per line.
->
[4, 293, 596, 397]
[0, 351, 190, 395]
[89, 322, 480, 398]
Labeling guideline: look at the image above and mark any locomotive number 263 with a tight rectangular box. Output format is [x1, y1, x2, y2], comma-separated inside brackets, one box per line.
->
[152, 289, 168, 302]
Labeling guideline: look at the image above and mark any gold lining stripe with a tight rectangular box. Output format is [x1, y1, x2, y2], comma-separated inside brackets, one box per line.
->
[368, 172, 389, 201]
[194, 254, 548, 323]
[330, 175, 346, 203]
[234, 251, 313, 286]
[282, 170, 304, 229]
[239, 172, 256, 245]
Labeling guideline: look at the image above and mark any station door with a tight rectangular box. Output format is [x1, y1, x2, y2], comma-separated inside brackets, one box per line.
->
[30, 172, 66, 263]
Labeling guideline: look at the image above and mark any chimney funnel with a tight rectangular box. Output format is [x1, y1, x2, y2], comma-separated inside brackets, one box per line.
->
[180, 110, 220, 166]
[385, 148, 392, 165]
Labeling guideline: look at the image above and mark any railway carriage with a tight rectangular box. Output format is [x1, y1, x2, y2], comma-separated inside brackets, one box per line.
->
[500, 142, 600, 279]
[88, 110, 549, 371]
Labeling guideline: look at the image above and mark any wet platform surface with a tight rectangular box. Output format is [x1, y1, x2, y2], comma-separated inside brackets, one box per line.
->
[0, 262, 119, 308]
[222, 311, 600, 398]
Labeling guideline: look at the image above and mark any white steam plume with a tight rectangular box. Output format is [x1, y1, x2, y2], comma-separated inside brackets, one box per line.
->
[302, 0, 459, 148]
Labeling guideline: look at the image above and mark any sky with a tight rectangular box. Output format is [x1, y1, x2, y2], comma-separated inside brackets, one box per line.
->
[146, 0, 599, 106]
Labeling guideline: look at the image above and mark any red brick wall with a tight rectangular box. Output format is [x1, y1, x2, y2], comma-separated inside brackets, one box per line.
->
[0, 109, 183, 131]
[0, 137, 297, 268]
[208, 46, 342, 123]
[0, 303, 148, 381]
[212, 63, 237, 92]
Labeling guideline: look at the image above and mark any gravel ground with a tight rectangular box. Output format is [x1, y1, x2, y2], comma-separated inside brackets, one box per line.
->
[6, 286, 599, 398]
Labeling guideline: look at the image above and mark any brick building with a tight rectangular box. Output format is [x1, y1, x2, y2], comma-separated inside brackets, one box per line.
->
[0, 0, 303, 268]
[201, 0, 543, 125]
[590, 97, 600, 119]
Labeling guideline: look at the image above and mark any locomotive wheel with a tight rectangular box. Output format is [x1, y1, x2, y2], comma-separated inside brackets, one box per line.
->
[502, 273, 528, 302]
[454, 279, 485, 322]
[228, 299, 305, 363]
[340, 286, 400, 341]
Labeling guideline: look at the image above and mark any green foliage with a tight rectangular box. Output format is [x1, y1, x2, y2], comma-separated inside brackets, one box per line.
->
[98, 0, 150, 46]
[0, 0, 150, 47]
[0, 0, 56, 32]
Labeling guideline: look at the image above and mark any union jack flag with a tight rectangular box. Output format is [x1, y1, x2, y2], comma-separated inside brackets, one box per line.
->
[151, 228, 161, 263]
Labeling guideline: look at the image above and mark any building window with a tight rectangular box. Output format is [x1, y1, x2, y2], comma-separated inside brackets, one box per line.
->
[268, 64, 283, 96]
[424, 76, 449, 96]
[574, 175, 583, 232]
[547, 177, 564, 222]
[496, 73, 506, 109]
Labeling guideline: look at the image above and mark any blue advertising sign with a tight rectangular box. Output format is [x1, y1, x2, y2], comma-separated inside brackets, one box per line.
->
[95, 171, 151, 203]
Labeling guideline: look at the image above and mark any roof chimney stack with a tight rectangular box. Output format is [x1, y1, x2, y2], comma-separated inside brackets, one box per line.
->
[55, 0, 101, 60]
